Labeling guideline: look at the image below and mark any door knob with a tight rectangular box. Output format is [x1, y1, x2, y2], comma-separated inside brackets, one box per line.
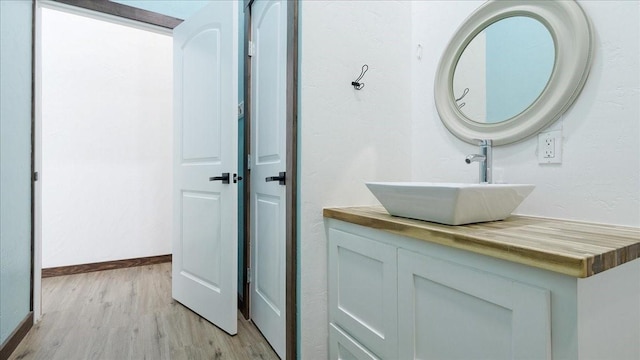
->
[265, 171, 286, 185]
[209, 172, 230, 184]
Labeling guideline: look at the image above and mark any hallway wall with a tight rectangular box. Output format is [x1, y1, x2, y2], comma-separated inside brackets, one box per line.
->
[40, 7, 173, 267]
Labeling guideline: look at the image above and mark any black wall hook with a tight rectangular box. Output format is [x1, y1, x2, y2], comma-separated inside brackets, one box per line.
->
[351, 64, 369, 90]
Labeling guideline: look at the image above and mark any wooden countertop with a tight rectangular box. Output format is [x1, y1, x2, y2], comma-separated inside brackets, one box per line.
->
[323, 206, 640, 278]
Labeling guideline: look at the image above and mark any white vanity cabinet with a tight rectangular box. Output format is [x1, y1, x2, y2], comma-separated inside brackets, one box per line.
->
[325, 208, 640, 360]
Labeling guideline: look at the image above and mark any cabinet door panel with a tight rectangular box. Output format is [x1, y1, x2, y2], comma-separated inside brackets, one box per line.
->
[398, 249, 551, 360]
[328, 228, 398, 359]
[330, 323, 380, 360]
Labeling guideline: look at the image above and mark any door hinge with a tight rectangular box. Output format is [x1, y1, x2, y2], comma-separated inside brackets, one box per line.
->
[248, 40, 255, 57]
[247, 154, 251, 170]
[247, 267, 252, 283]
[238, 101, 245, 118]
[33, 171, 39, 182]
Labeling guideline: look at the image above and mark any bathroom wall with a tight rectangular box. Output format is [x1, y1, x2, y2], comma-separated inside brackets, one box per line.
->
[40, 7, 173, 267]
[299, 1, 413, 358]
[0, 0, 33, 345]
[411, 0, 640, 227]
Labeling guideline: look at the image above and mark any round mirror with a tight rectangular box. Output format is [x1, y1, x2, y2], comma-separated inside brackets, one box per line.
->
[453, 16, 554, 123]
[434, 1, 594, 145]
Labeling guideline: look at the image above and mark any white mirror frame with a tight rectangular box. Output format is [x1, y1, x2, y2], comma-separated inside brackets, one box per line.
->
[434, 0, 594, 146]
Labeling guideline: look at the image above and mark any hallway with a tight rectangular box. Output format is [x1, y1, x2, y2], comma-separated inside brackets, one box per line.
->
[9, 263, 278, 359]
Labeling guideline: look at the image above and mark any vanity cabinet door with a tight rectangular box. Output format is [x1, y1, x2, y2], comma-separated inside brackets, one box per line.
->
[397, 249, 552, 360]
[328, 228, 398, 359]
[330, 323, 380, 360]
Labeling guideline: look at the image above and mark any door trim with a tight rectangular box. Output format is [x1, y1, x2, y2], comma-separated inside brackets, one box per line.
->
[49, 0, 182, 29]
[284, 1, 299, 359]
[32, 0, 180, 321]
[239, 4, 252, 320]
[30, 0, 36, 317]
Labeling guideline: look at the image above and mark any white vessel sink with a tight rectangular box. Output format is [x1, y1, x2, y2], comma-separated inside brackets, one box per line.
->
[366, 182, 535, 225]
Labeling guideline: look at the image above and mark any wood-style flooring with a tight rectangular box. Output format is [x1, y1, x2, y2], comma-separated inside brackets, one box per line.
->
[9, 263, 279, 360]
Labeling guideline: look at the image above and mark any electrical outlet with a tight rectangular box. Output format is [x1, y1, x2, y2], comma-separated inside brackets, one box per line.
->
[543, 137, 555, 158]
[538, 130, 562, 164]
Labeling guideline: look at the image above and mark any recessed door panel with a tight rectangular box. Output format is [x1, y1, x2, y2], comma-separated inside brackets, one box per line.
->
[255, 2, 282, 164]
[255, 195, 282, 314]
[181, 192, 221, 290]
[182, 29, 221, 163]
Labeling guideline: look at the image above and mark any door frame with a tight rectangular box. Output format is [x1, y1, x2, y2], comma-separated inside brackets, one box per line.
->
[242, 0, 298, 358]
[31, 0, 183, 323]
[32, 0, 179, 321]
[31, 1, 299, 358]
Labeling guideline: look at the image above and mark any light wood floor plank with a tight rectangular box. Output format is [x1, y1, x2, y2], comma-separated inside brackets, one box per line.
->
[9, 263, 279, 360]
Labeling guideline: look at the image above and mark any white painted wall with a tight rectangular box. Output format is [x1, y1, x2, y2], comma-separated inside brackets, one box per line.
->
[299, 1, 413, 358]
[411, 0, 640, 227]
[41, 7, 173, 268]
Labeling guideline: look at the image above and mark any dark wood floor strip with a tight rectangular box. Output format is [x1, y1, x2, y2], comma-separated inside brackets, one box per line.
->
[0, 312, 33, 360]
[42, 254, 172, 278]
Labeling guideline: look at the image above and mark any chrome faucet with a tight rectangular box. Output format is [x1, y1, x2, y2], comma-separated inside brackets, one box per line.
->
[465, 139, 492, 184]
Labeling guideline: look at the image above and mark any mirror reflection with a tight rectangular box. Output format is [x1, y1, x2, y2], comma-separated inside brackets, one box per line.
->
[453, 16, 555, 123]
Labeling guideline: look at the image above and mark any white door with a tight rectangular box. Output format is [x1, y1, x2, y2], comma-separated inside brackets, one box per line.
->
[250, 0, 288, 357]
[172, 1, 239, 335]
